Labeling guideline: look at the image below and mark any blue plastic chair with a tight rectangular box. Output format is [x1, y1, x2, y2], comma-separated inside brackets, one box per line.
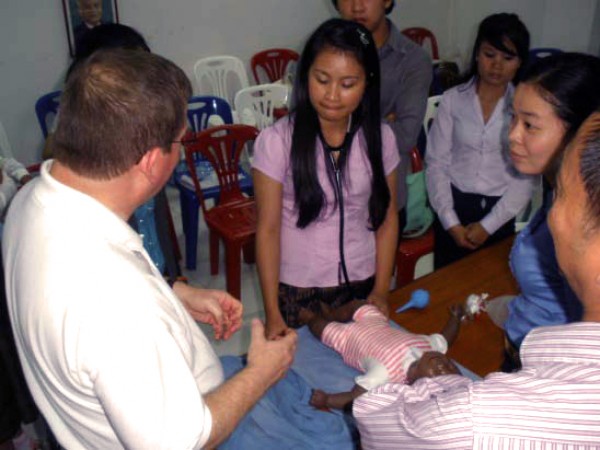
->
[175, 96, 253, 270]
[34, 90, 61, 138]
[187, 95, 234, 132]
[528, 48, 562, 69]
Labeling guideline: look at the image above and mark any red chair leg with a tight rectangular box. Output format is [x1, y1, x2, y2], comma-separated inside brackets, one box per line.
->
[396, 253, 420, 288]
[225, 241, 242, 300]
[209, 229, 219, 275]
[395, 229, 435, 288]
[242, 238, 255, 264]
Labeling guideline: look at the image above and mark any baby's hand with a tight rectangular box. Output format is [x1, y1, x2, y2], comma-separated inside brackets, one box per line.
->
[449, 304, 466, 320]
[310, 389, 329, 410]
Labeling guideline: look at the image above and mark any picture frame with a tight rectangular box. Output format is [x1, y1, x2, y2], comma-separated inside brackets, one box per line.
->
[61, 0, 120, 57]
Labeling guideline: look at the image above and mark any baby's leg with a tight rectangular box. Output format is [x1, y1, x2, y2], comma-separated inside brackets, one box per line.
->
[310, 384, 366, 411]
[299, 308, 330, 340]
[321, 299, 365, 322]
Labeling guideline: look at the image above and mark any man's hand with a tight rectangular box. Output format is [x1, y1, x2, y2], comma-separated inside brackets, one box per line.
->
[465, 222, 489, 248]
[173, 282, 242, 340]
[385, 112, 397, 123]
[203, 319, 296, 448]
[247, 319, 296, 386]
[448, 225, 478, 250]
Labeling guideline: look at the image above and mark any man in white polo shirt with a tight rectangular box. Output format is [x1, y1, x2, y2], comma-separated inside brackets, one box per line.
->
[3, 48, 296, 449]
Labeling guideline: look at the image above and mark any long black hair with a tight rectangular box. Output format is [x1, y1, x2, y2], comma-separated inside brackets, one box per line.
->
[522, 52, 600, 180]
[462, 13, 530, 84]
[290, 18, 389, 230]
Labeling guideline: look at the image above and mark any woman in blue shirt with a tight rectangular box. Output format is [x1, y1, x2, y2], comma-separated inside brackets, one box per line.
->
[502, 52, 600, 370]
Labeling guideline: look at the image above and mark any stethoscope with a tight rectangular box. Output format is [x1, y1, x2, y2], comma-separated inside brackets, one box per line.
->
[318, 116, 358, 296]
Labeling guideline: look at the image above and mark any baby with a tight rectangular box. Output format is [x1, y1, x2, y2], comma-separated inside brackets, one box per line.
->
[300, 299, 465, 410]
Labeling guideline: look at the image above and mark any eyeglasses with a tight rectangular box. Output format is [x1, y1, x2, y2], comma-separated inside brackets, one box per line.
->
[171, 128, 194, 146]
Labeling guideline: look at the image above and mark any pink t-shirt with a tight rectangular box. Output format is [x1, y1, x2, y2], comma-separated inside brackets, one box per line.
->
[252, 118, 400, 288]
[322, 305, 446, 384]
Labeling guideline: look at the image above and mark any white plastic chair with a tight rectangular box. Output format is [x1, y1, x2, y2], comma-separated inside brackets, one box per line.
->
[234, 84, 289, 130]
[0, 120, 13, 158]
[193, 56, 250, 107]
[423, 95, 442, 147]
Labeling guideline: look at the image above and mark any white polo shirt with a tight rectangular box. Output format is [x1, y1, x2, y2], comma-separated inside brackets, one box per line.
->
[3, 161, 223, 449]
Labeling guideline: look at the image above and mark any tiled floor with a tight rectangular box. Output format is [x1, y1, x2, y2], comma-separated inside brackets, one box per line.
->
[167, 186, 434, 356]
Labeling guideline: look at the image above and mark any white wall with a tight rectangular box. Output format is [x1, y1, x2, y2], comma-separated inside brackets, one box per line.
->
[1, 0, 598, 164]
[1, 0, 70, 165]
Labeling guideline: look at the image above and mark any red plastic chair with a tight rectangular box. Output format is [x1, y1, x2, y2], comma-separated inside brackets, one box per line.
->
[396, 147, 434, 288]
[401, 27, 439, 60]
[182, 124, 259, 300]
[250, 48, 299, 84]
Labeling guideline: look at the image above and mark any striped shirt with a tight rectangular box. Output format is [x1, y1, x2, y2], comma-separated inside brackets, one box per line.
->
[354, 322, 600, 449]
[322, 305, 446, 387]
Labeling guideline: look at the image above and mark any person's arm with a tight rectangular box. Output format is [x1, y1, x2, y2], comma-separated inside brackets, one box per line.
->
[203, 320, 297, 448]
[385, 50, 432, 157]
[310, 384, 366, 411]
[353, 376, 474, 448]
[440, 304, 466, 346]
[467, 175, 535, 246]
[367, 169, 398, 317]
[425, 91, 478, 250]
[88, 251, 296, 450]
[425, 91, 460, 230]
[2, 158, 30, 184]
[254, 169, 287, 339]
[173, 281, 243, 341]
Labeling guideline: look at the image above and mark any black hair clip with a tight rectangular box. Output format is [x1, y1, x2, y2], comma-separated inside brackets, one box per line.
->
[357, 29, 369, 46]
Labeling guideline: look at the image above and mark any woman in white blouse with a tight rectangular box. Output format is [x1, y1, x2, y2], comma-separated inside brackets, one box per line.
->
[426, 13, 534, 268]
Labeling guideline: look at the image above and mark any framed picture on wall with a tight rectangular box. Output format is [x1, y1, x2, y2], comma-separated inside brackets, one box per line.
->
[61, 0, 120, 57]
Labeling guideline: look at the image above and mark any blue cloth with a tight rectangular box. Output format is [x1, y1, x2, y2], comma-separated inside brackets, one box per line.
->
[219, 325, 479, 449]
[505, 185, 583, 347]
[219, 355, 355, 450]
[132, 197, 165, 273]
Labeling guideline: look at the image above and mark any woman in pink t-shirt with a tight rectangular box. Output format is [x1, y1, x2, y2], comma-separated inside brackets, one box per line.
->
[253, 19, 400, 339]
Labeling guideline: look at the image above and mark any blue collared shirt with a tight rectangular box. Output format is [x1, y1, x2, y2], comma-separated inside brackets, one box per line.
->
[505, 184, 583, 347]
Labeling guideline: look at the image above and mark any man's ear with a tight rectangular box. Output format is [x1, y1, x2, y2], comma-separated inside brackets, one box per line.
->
[136, 147, 162, 183]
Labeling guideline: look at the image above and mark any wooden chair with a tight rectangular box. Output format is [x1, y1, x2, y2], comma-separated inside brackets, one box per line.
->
[401, 27, 439, 60]
[250, 48, 299, 84]
[182, 124, 259, 300]
[396, 147, 434, 288]
[174, 95, 252, 270]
